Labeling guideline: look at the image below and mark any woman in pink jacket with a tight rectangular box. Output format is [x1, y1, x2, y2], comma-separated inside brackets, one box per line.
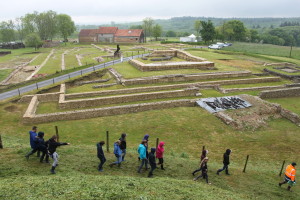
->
[156, 141, 165, 170]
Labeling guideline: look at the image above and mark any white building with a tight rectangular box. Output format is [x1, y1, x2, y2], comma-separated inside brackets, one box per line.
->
[179, 34, 200, 42]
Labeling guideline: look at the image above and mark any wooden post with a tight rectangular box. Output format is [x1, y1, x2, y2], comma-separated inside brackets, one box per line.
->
[18, 88, 21, 96]
[156, 138, 159, 149]
[202, 146, 205, 151]
[289, 45, 293, 58]
[0, 135, 3, 149]
[279, 160, 286, 176]
[55, 126, 59, 142]
[106, 131, 109, 152]
[243, 155, 249, 173]
[36, 82, 38, 89]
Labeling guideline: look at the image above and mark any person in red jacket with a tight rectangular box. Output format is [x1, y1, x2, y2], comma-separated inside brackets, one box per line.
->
[156, 141, 165, 170]
[279, 162, 296, 191]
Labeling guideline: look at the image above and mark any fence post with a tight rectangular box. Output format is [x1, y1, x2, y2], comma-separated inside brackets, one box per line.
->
[279, 160, 286, 176]
[106, 131, 109, 152]
[18, 88, 21, 96]
[55, 126, 59, 142]
[68, 74, 71, 79]
[0, 134, 3, 149]
[81, 70, 83, 76]
[113, 59, 114, 65]
[156, 138, 159, 149]
[202, 146, 205, 151]
[243, 155, 249, 173]
[36, 82, 38, 90]
[132, 51, 133, 58]
[53, 78, 55, 84]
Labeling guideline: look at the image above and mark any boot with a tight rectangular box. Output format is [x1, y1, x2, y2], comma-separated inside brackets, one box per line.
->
[148, 172, 153, 178]
[50, 166, 56, 174]
[287, 186, 291, 191]
[161, 164, 165, 170]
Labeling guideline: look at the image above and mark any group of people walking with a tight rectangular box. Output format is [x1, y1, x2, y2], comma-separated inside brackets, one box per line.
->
[96, 133, 165, 178]
[25, 126, 297, 191]
[25, 126, 70, 174]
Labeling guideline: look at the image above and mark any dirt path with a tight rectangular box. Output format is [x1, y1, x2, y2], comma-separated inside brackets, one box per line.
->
[26, 49, 55, 81]
[61, 51, 68, 70]
[76, 54, 83, 66]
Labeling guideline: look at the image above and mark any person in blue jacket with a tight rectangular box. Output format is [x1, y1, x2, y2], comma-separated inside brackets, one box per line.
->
[109, 140, 122, 168]
[25, 126, 40, 159]
[97, 141, 106, 172]
[25, 131, 49, 163]
[137, 140, 148, 173]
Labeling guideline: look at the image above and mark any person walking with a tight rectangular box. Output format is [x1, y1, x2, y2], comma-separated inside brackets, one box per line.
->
[36, 132, 49, 163]
[156, 141, 165, 170]
[217, 149, 231, 175]
[137, 140, 148, 173]
[25, 126, 40, 159]
[279, 162, 297, 191]
[138, 134, 149, 161]
[192, 149, 208, 176]
[193, 157, 211, 184]
[109, 140, 122, 168]
[148, 148, 157, 178]
[97, 141, 106, 172]
[48, 135, 70, 174]
[119, 133, 127, 161]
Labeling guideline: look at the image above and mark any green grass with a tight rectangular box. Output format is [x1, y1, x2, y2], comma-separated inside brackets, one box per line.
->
[0, 68, 13, 82]
[221, 79, 291, 89]
[136, 57, 187, 64]
[264, 66, 300, 75]
[226, 42, 300, 60]
[266, 97, 300, 115]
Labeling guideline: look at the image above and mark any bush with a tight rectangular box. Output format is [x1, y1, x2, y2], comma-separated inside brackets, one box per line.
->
[161, 41, 205, 45]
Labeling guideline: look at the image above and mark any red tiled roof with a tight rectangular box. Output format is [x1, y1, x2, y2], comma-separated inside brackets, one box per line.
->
[98, 27, 118, 34]
[115, 29, 143, 37]
[79, 29, 98, 37]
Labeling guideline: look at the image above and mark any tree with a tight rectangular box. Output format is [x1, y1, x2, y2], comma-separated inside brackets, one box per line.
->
[130, 25, 143, 29]
[57, 14, 75, 43]
[194, 20, 202, 41]
[142, 17, 154, 42]
[25, 33, 43, 50]
[15, 17, 25, 42]
[200, 20, 216, 44]
[0, 20, 15, 42]
[166, 30, 176, 37]
[223, 20, 246, 41]
[152, 24, 162, 41]
[35, 10, 57, 40]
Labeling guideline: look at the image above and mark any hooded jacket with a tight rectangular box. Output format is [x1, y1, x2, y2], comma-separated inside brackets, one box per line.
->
[149, 148, 156, 167]
[201, 150, 207, 161]
[138, 144, 146, 159]
[143, 134, 149, 141]
[156, 142, 165, 159]
[29, 130, 37, 149]
[223, 149, 231, 165]
[35, 132, 47, 151]
[119, 133, 127, 150]
[113, 142, 122, 157]
[48, 138, 68, 155]
[97, 143, 106, 161]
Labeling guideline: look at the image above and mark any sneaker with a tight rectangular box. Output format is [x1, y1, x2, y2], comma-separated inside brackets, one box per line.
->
[192, 172, 195, 176]
[50, 170, 56, 174]
[216, 171, 220, 175]
[193, 178, 197, 181]
[278, 183, 281, 187]
[25, 155, 29, 161]
[98, 169, 103, 172]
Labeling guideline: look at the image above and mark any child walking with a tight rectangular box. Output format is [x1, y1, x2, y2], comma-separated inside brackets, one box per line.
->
[97, 141, 106, 172]
[156, 141, 165, 170]
[148, 148, 157, 177]
[109, 140, 122, 168]
[193, 157, 211, 184]
[48, 135, 70, 174]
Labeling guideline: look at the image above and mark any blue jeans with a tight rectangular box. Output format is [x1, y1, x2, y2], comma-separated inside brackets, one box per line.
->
[138, 158, 148, 173]
[113, 155, 122, 164]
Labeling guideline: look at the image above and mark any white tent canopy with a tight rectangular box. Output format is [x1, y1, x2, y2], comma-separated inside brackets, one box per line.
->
[188, 34, 196, 38]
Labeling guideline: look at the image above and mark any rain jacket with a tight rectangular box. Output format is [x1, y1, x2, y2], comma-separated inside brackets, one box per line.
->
[29, 130, 37, 149]
[156, 142, 165, 159]
[223, 149, 231, 165]
[138, 144, 146, 159]
[113, 142, 122, 157]
[149, 148, 156, 167]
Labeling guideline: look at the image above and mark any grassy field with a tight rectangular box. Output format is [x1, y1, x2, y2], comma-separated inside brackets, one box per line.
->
[0, 69, 13, 82]
[1, 44, 300, 199]
[226, 42, 300, 60]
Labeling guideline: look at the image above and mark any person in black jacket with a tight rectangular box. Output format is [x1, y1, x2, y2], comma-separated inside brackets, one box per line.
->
[97, 141, 106, 172]
[48, 135, 70, 174]
[217, 149, 231, 175]
[25, 131, 47, 162]
[148, 148, 157, 178]
[119, 133, 127, 161]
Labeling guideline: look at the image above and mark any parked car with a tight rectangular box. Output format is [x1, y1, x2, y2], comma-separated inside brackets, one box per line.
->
[216, 42, 225, 47]
[208, 44, 221, 50]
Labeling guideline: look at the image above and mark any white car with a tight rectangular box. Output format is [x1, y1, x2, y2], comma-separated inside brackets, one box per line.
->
[216, 42, 225, 47]
[208, 44, 221, 50]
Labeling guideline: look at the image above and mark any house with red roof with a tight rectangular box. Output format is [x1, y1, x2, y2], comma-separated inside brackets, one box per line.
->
[79, 27, 144, 43]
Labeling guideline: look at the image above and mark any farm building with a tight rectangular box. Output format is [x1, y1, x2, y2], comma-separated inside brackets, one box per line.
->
[79, 27, 144, 43]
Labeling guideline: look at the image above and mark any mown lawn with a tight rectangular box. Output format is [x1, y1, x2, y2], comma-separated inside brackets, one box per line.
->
[0, 68, 13, 82]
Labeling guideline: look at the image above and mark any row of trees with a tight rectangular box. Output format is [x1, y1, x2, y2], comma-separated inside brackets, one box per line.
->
[131, 18, 163, 41]
[0, 10, 76, 49]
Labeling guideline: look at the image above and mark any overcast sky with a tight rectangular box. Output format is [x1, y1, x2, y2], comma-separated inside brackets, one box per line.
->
[1, 0, 300, 24]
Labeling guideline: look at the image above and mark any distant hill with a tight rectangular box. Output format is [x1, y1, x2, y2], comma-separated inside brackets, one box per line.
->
[76, 16, 300, 34]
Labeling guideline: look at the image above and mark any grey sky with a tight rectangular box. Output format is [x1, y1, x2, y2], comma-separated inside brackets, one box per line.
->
[1, 0, 300, 24]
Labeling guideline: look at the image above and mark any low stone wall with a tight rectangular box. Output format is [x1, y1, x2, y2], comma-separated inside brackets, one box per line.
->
[123, 71, 252, 85]
[93, 83, 117, 88]
[264, 68, 300, 79]
[23, 96, 39, 119]
[280, 108, 300, 126]
[129, 59, 215, 71]
[221, 85, 286, 93]
[23, 99, 196, 124]
[259, 87, 300, 98]
[75, 79, 110, 86]
[60, 88, 199, 109]
[108, 68, 123, 84]
[149, 49, 206, 62]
